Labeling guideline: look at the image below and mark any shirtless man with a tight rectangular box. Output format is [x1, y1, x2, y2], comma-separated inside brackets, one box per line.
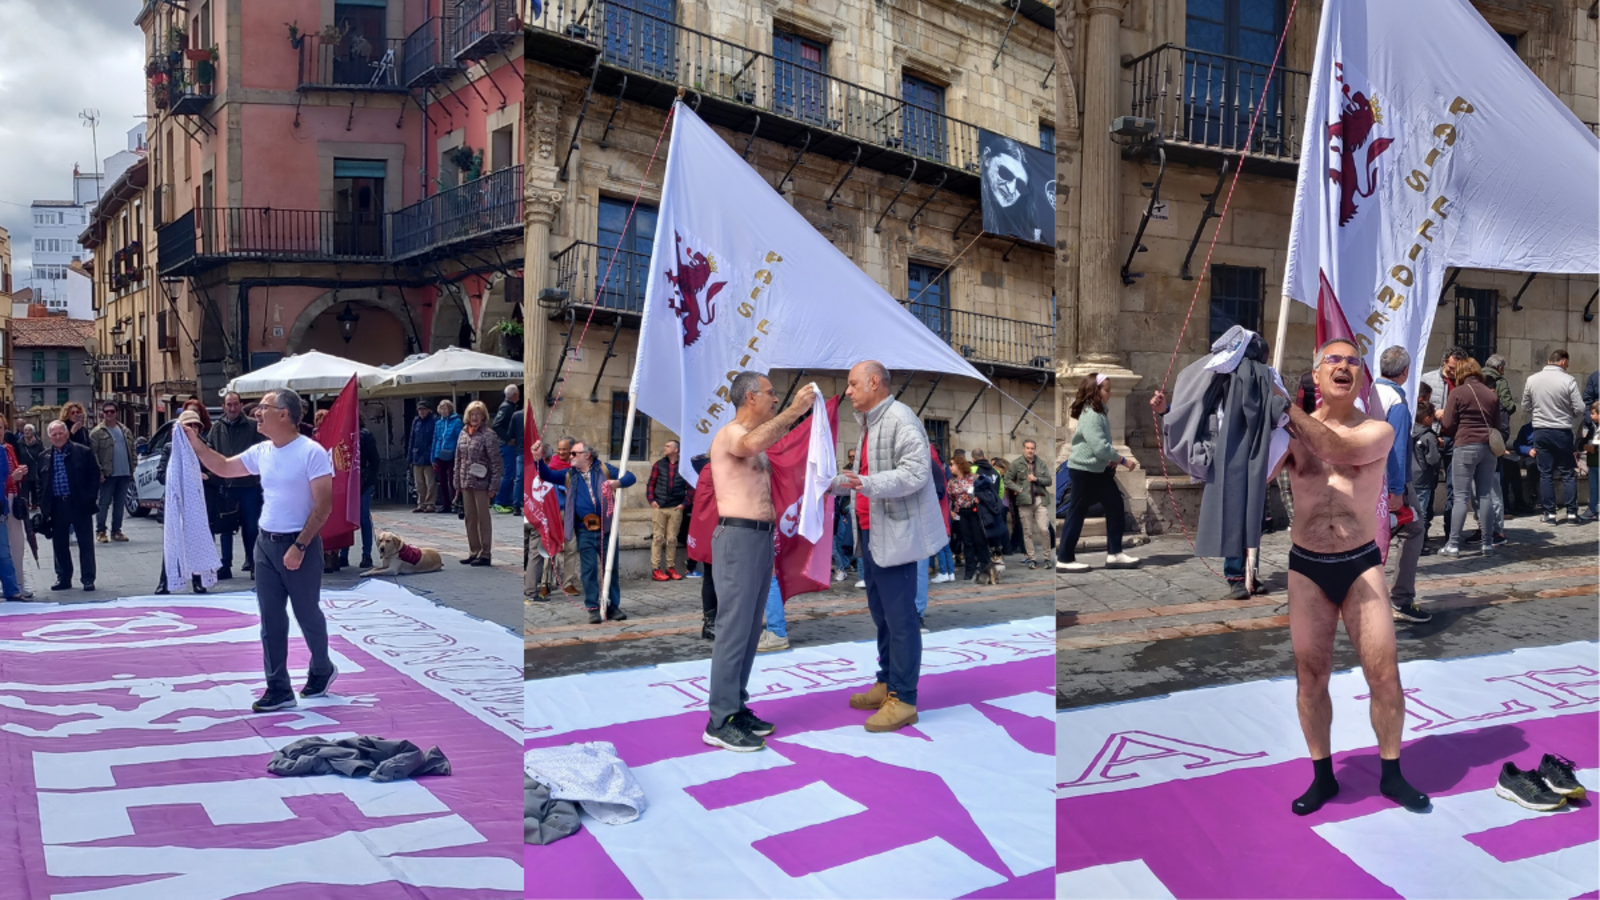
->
[702, 371, 815, 752]
[1274, 338, 1429, 814]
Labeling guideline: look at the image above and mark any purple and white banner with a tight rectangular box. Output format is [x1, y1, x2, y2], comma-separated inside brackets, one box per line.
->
[1057, 642, 1599, 899]
[526, 617, 1057, 898]
[0, 582, 524, 899]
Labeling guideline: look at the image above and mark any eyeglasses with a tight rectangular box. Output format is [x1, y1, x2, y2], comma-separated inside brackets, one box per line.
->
[1320, 354, 1362, 368]
[255, 403, 281, 412]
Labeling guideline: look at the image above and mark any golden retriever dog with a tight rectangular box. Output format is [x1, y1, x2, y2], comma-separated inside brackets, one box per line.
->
[363, 531, 444, 576]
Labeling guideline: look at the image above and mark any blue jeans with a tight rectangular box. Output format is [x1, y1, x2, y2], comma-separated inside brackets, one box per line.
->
[832, 541, 851, 574]
[861, 528, 921, 705]
[1590, 459, 1598, 516]
[218, 483, 263, 569]
[915, 558, 930, 616]
[1531, 429, 1578, 514]
[577, 530, 622, 612]
[0, 512, 18, 597]
[514, 449, 525, 511]
[935, 543, 954, 576]
[494, 444, 518, 507]
[1224, 556, 1245, 582]
[764, 575, 787, 637]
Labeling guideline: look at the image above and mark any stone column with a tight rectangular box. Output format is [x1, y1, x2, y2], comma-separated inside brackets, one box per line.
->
[1065, 0, 1148, 530]
[524, 89, 565, 417]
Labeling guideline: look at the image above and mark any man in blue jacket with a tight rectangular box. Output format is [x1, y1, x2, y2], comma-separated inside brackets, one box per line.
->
[408, 400, 437, 512]
[533, 439, 635, 623]
[431, 400, 463, 514]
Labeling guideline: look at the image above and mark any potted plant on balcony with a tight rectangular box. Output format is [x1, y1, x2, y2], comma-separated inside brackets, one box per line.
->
[448, 146, 482, 180]
[167, 25, 187, 65]
[493, 320, 524, 360]
[196, 47, 217, 94]
[286, 21, 304, 49]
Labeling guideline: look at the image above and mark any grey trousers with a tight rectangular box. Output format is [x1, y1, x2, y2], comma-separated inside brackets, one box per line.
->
[1390, 485, 1425, 604]
[708, 523, 774, 728]
[255, 532, 334, 694]
[1448, 443, 1498, 548]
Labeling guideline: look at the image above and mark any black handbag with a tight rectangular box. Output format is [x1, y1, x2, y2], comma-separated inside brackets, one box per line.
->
[11, 495, 24, 521]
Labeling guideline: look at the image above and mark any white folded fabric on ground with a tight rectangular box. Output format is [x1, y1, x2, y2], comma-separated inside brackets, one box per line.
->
[798, 383, 836, 543]
[525, 741, 647, 825]
[164, 431, 220, 589]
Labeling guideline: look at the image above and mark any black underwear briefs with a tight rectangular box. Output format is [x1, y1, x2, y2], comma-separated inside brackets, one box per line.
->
[1288, 541, 1383, 606]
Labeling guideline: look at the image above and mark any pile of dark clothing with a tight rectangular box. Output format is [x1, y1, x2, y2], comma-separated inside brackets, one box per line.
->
[267, 736, 451, 782]
[527, 776, 582, 845]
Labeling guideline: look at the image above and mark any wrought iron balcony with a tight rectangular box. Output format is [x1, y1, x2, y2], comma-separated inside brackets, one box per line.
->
[528, 0, 984, 194]
[392, 165, 524, 260]
[147, 37, 215, 116]
[1124, 43, 1310, 171]
[454, 0, 522, 62]
[547, 240, 652, 318]
[157, 208, 388, 277]
[403, 16, 462, 88]
[907, 301, 1054, 375]
[298, 36, 408, 92]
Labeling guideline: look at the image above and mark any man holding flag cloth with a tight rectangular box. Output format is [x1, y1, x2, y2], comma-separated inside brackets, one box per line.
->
[1278, 0, 1598, 815]
[182, 387, 339, 713]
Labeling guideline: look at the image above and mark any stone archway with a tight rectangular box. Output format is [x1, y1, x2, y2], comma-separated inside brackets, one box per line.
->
[476, 273, 522, 359]
[429, 283, 473, 353]
[288, 287, 421, 366]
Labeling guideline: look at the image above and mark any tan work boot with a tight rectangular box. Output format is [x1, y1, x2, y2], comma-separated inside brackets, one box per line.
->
[848, 681, 889, 710]
[864, 693, 918, 732]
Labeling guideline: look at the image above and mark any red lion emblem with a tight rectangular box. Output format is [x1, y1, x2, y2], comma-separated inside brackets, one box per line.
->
[664, 232, 725, 348]
[1327, 66, 1394, 227]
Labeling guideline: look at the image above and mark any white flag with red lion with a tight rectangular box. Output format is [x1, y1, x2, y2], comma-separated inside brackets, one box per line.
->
[1285, 0, 1598, 400]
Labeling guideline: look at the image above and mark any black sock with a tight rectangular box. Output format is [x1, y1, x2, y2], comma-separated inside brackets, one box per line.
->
[1380, 757, 1430, 811]
[1293, 756, 1340, 816]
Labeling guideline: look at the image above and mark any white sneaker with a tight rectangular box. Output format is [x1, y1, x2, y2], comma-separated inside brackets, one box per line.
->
[756, 630, 790, 653]
[1105, 553, 1141, 569]
[1056, 561, 1090, 572]
[855, 579, 866, 589]
[835, 570, 848, 582]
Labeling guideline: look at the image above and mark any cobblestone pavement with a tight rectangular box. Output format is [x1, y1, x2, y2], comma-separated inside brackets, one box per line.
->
[525, 551, 1055, 678]
[3, 503, 526, 632]
[1057, 513, 1599, 707]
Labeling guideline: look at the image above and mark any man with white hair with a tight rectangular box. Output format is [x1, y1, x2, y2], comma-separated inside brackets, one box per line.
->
[491, 383, 521, 513]
[833, 360, 946, 734]
[40, 420, 100, 592]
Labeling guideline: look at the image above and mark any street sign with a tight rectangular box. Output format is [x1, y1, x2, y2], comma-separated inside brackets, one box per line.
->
[96, 354, 132, 373]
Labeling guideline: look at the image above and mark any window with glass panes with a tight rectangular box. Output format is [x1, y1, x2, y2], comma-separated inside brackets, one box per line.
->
[596, 197, 658, 313]
[57, 352, 70, 383]
[1208, 265, 1264, 343]
[925, 419, 950, 464]
[900, 74, 947, 161]
[1039, 123, 1056, 153]
[1184, 0, 1286, 151]
[610, 391, 652, 460]
[1454, 287, 1498, 365]
[907, 262, 952, 342]
[31, 352, 45, 383]
[773, 31, 828, 125]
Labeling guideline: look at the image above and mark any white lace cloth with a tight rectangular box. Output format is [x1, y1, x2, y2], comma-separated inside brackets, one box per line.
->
[524, 741, 647, 825]
[163, 432, 220, 589]
[799, 383, 836, 543]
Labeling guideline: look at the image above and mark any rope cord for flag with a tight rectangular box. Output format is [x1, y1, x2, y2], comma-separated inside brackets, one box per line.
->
[1150, 0, 1302, 584]
[539, 102, 677, 436]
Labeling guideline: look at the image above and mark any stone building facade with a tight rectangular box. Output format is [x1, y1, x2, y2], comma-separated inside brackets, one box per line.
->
[1055, 0, 1600, 527]
[526, 0, 1059, 567]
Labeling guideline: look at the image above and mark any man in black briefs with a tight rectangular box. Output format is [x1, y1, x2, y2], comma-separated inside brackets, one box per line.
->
[1271, 338, 1429, 815]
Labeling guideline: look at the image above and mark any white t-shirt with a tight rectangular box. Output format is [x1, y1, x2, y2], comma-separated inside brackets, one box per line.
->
[239, 436, 334, 533]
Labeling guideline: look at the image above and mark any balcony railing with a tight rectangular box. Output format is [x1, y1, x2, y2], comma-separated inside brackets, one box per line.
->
[1125, 43, 1310, 164]
[907, 301, 1054, 373]
[157, 208, 388, 276]
[453, 0, 522, 61]
[402, 16, 462, 88]
[393, 165, 524, 259]
[549, 240, 653, 315]
[147, 38, 215, 116]
[545, 239, 1053, 371]
[530, 0, 982, 176]
[299, 36, 407, 91]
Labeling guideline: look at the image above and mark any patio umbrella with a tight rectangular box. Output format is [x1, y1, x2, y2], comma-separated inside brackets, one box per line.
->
[366, 346, 524, 403]
[223, 350, 389, 398]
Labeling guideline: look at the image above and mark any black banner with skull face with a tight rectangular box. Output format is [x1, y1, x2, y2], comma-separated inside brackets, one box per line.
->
[978, 130, 1056, 246]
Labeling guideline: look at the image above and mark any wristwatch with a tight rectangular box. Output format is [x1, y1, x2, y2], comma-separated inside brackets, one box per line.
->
[293, 540, 309, 552]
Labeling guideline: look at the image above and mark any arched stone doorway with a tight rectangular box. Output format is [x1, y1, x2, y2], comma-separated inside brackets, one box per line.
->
[429, 283, 474, 354]
[477, 273, 522, 360]
[288, 287, 420, 367]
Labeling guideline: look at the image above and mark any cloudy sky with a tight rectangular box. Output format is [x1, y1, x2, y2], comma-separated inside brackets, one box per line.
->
[0, 0, 146, 283]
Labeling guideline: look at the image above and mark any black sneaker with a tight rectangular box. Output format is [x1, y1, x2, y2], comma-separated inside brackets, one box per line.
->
[587, 609, 603, 624]
[1392, 602, 1433, 624]
[1225, 581, 1250, 601]
[1537, 753, 1587, 800]
[703, 716, 765, 752]
[733, 707, 775, 737]
[608, 608, 628, 622]
[1543, 513, 1559, 524]
[300, 664, 339, 699]
[216, 566, 233, 581]
[1495, 762, 1568, 811]
[251, 690, 299, 713]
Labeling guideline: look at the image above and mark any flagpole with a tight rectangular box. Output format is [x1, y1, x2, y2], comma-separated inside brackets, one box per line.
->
[598, 388, 640, 619]
[1272, 292, 1291, 372]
